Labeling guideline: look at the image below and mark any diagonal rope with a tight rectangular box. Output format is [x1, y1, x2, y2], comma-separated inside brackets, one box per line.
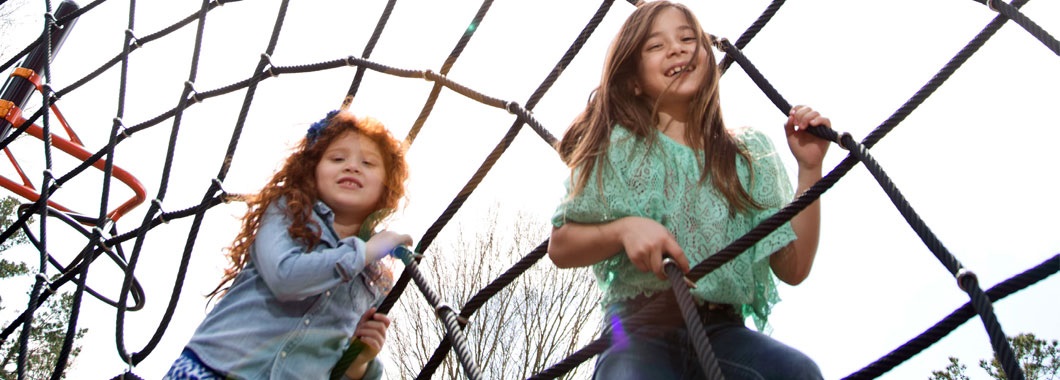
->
[403, 0, 495, 147]
[665, 261, 725, 379]
[718, 0, 786, 72]
[339, 0, 397, 110]
[972, 0, 1060, 56]
[845, 254, 1060, 379]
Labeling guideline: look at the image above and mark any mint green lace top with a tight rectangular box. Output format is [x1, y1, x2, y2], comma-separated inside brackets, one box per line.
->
[551, 125, 796, 330]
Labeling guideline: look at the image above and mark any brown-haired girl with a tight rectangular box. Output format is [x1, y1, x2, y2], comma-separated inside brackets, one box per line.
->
[549, 1, 830, 378]
[165, 110, 410, 380]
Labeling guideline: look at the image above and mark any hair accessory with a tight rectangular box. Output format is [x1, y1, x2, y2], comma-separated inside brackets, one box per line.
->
[306, 110, 340, 145]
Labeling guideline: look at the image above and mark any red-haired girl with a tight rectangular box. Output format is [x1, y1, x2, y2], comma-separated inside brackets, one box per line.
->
[166, 110, 410, 380]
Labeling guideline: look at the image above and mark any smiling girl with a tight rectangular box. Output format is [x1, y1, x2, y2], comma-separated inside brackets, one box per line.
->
[165, 110, 410, 380]
[549, 2, 830, 379]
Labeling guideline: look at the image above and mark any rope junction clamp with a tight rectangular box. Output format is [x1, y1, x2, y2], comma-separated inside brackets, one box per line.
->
[184, 81, 201, 104]
[151, 199, 168, 224]
[260, 54, 278, 78]
[956, 268, 978, 292]
[125, 29, 141, 48]
[434, 303, 471, 326]
[113, 117, 131, 138]
[35, 272, 58, 295]
[662, 257, 697, 288]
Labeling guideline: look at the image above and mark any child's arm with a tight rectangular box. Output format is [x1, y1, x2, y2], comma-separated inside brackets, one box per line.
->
[549, 216, 690, 280]
[771, 105, 829, 285]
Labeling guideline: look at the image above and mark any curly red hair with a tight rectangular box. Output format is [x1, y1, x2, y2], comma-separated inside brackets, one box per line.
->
[210, 111, 408, 297]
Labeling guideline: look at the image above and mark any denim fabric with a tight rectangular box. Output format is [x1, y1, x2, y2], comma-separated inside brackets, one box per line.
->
[594, 298, 822, 380]
[179, 200, 384, 379]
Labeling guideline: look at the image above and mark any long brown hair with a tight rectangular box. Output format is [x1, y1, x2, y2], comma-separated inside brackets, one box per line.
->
[557, 1, 758, 214]
[209, 111, 408, 298]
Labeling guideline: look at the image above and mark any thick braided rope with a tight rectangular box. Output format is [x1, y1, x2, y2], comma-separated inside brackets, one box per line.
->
[56, 0, 237, 99]
[845, 254, 1060, 379]
[403, 0, 495, 146]
[0, 0, 104, 73]
[113, 0, 224, 365]
[16, 0, 61, 377]
[0, 0, 243, 269]
[686, 0, 1032, 281]
[70, 0, 138, 375]
[403, 257, 484, 380]
[704, 22, 1030, 378]
[414, 241, 550, 378]
[975, 0, 1060, 56]
[0, 191, 228, 340]
[339, 0, 398, 110]
[844, 132, 1023, 379]
[665, 263, 725, 379]
[55, 1, 127, 363]
[119, 0, 297, 366]
[390, 0, 616, 317]
[0, 194, 232, 348]
[381, 4, 619, 376]
[718, 0, 786, 72]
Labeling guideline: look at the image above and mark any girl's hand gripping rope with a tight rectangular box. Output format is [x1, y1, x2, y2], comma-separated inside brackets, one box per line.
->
[619, 216, 690, 280]
[365, 230, 413, 263]
[784, 105, 831, 173]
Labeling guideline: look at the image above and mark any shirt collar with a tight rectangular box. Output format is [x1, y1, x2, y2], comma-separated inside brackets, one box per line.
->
[313, 200, 334, 219]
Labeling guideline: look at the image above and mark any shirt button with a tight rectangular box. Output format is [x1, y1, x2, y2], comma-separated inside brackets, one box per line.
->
[304, 319, 310, 326]
[281, 351, 287, 358]
[325, 291, 332, 297]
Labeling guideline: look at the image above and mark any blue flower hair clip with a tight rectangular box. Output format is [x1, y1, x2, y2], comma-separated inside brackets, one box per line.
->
[306, 110, 340, 145]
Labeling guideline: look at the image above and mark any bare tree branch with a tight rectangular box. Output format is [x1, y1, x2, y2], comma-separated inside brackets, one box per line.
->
[389, 207, 600, 379]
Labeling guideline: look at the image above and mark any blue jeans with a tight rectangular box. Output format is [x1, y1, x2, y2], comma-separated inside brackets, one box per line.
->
[594, 299, 823, 380]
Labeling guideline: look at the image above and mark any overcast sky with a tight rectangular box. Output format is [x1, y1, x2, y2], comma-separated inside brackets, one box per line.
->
[1, 0, 1057, 379]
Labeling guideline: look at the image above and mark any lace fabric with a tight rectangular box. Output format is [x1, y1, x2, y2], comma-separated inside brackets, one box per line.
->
[552, 125, 795, 330]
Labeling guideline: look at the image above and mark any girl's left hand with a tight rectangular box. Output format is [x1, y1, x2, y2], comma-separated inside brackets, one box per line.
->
[354, 308, 390, 358]
[784, 105, 831, 171]
[345, 308, 391, 378]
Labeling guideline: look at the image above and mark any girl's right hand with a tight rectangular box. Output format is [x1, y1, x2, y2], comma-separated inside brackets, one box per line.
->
[365, 231, 413, 263]
[618, 217, 689, 280]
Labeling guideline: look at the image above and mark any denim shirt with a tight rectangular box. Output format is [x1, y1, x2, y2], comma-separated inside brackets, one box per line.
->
[186, 200, 384, 379]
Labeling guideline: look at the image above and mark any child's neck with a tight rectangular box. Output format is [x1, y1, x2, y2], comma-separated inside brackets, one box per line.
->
[656, 110, 689, 146]
[331, 216, 363, 239]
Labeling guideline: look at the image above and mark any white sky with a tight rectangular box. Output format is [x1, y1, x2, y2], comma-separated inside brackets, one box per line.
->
[1, 0, 1057, 379]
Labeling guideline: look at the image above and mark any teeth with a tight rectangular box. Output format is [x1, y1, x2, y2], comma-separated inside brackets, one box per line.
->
[666, 65, 694, 77]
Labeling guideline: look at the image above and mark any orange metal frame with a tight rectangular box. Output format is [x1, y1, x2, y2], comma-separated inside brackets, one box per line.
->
[1, 68, 146, 222]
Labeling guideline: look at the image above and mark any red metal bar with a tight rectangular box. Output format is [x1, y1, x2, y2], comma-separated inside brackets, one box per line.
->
[0, 96, 146, 222]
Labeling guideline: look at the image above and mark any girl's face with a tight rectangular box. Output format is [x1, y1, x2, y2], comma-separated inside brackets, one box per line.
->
[635, 7, 708, 109]
[315, 131, 387, 223]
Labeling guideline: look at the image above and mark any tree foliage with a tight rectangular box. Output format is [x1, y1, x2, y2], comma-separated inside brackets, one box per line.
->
[931, 333, 1060, 380]
[0, 196, 86, 379]
[388, 208, 600, 379]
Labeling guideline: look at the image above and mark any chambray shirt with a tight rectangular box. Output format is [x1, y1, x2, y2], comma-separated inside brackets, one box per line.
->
[185, 200, 384, 379]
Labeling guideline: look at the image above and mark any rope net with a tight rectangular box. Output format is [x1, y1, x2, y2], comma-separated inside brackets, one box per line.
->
[0, 0, 1057, 379]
